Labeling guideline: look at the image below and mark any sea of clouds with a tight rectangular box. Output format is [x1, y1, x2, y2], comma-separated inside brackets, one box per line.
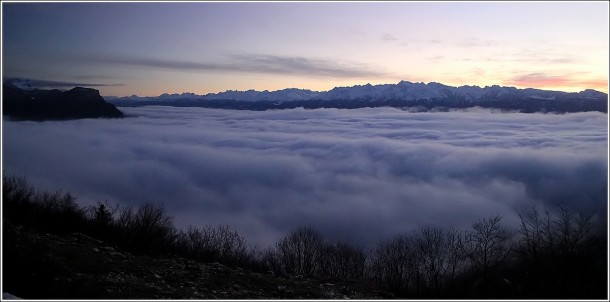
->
[3, 107, 607, 248]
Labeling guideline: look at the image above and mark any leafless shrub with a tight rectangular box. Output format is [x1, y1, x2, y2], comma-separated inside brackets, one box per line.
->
[274, 226, 324, 277]
[320, 242, 366, 279]
[115, 203, 177, 254]
[178, 224, 248, 264]
[3, 175, 35, 205]
[369, 234, 417, 294]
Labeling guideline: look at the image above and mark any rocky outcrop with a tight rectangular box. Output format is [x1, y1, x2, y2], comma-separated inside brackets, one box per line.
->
[2, 82, 123, 121]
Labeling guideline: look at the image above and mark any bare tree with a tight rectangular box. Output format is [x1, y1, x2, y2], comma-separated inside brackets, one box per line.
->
[320, 242, 366, 279]
[416, 227, 448, 292]
[520, 206, 595, 259]
[2, 175, 35, 205]
[518, 205, 546, 261]
[517, 205, 603, 297]
[445, 227, 466, 291]
[465, 215, 512, 283]
[369, 234, 417, 295]
[262, 247, 282, 274]
[179, 224, 248, 263]
[555, 206, 594, 256]
[115, 205, 134, 230]
[116, 203, 177, 254]
[275, 226, 324, 277]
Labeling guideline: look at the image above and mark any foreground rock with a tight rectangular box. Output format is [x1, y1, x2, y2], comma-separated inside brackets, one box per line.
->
[3, 82, 123, 121]
[2, 222, 390, 299]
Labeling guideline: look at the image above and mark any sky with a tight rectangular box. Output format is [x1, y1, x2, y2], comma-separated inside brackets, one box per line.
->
[2, 1, 608, 96]
[3, 107, 607, 247]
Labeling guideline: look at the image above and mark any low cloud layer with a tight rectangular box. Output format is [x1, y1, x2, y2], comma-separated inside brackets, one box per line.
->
[3, 107, 607, 248]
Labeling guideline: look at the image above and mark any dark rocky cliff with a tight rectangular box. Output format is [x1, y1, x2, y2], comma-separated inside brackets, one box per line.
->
[3, 83, 123, 121]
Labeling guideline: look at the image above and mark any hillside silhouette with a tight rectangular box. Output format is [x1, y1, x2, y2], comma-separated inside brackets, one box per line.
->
[2, 82, 123, 121]
[2, 175, 607, 299]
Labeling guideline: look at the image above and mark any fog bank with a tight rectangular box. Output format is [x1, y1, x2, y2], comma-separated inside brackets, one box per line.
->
[3, 107, 607, 247]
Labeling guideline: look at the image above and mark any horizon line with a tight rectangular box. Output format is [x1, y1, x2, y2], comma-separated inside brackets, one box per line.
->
[4, 77, 607, 98]
[105, 80, 609, 98]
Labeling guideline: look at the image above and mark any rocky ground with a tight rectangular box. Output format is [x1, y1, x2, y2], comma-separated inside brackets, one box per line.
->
[2, 222, 391, 299]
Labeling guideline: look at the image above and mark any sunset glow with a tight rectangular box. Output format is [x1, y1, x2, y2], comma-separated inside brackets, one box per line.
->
[2, 2, 608, 96]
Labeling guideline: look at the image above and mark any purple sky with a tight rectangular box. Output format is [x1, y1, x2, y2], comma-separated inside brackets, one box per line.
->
[2, 2, 608, 96]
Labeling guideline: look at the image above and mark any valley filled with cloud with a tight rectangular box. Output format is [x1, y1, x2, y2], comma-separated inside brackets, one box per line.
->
[3, 107, 607, 248]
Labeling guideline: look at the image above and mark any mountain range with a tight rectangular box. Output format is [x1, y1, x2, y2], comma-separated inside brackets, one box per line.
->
[106, 81, 608, 113]
[3, 79, 607, 114]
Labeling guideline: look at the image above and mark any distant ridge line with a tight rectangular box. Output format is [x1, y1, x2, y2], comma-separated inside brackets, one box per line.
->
[106, 81, 608, 114]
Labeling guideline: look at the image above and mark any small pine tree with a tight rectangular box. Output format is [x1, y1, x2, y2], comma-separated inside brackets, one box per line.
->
[93, 202, 113, 227]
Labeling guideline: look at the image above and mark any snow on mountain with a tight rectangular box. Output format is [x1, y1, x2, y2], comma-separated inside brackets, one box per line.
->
[455, 85, 485, 102]
[107, 81, 607, 114]
[577, 89, 608, 99]
[318, 81, 460, 101]
[6, 78, 35, 90]
[157, 92, 199, 100]
[398, 81, 445, 100]
[315, 81, 536, 103]
[322, 83, 382, 100]
[523, 88, 559, 100]
[202, 88, 321, 102]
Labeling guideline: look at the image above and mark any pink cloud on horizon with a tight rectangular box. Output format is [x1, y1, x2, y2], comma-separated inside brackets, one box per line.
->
[506, 73, 608, 92]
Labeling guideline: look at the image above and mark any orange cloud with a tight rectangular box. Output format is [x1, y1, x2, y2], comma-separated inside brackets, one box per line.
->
[506, 73, 608, 92]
